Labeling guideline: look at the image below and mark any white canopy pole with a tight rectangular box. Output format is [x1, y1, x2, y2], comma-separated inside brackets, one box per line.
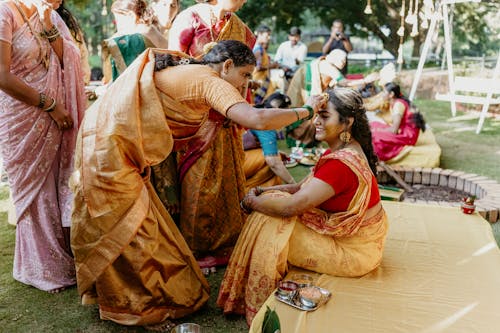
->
[476, 51, 500, 134]
[442, 3, 458, 116]
[409, 0, 441, 101]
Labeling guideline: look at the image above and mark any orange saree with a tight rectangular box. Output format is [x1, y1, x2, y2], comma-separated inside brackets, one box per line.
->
[70, 49, 210, 326]
[217, 148, 389, 325]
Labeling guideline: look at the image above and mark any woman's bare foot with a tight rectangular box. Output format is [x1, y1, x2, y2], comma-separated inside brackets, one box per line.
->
[144, 319, 176, 332]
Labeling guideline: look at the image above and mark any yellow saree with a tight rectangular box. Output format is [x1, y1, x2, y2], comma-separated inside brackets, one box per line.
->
[217, 149, 388, 325]
[70, 49, 210, 326]
[243, 148, 282, 189]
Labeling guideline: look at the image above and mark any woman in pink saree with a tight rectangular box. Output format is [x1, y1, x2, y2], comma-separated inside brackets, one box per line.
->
[0, 0, 86, 292]
[370, 82, 426, 161]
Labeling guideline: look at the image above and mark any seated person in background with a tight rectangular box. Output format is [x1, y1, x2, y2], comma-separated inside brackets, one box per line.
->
[217, 88, 388, 325]
[274, 26, 308, 81]
[362, 61, 397, 103]
[370, 83, 426, 161]
[286, 49, 378, 147]
[244, 92, 296, 187]
[252, 25, 278, 105]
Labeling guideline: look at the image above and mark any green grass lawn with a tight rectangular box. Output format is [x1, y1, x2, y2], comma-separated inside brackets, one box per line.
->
[0, 99, 499, 332]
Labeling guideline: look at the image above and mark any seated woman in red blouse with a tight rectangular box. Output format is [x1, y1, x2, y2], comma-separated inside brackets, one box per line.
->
[217, 87, 389, 326]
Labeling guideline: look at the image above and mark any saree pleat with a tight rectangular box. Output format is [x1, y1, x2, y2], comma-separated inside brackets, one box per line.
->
[179, 125, 247, 257]
[217, 149, 388, 326]
[71, 49, 209, 325]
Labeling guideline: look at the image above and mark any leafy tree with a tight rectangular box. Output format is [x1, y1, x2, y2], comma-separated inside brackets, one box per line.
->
[67, 0, 498, 61]
[66, 0, 114, 64]
[236, 0, 498, 58]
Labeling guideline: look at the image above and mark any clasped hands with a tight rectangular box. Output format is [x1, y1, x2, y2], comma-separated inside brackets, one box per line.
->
[240, 186, 264, 214]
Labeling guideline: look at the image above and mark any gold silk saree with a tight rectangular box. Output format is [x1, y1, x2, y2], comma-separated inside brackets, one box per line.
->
[70, 49, 210, 326]
[217, 148, 388, 325]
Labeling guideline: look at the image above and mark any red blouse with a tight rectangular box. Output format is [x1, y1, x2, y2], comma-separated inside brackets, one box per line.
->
[314, 153, 380, 212]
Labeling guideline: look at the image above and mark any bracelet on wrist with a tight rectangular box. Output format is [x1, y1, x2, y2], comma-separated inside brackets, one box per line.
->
[43, 26, 59, 37]
[47, 33, 60, 43]
[37, 92, 47, 109]
[240, 199, 253, 214]
[43, 97, 56, 112]
[293, 109, 300, 122]
[302, 104, 314, 120]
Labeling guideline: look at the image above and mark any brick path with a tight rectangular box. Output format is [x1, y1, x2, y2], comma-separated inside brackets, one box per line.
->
[377, 165, 500, 223]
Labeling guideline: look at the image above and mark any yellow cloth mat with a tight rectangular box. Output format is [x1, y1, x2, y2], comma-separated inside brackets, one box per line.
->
[386, 128, 441, 168]
[250, 201, 500, 333]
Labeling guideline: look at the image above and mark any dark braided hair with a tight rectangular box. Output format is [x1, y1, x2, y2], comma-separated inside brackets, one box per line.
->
[56, 1, 83, 44]
[155, 40, 256, 72]
[327, 88, 379, 175]
[384, 82, 426, 132]
[202, 40, 256, 67]
[111, 0, 154, 25]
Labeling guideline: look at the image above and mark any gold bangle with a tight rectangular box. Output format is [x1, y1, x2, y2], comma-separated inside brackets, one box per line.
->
[240, 199, 252, 214]
[47, 33, 60, 43]
[43, 97, 56, 112]
[43, 26, 59, 37]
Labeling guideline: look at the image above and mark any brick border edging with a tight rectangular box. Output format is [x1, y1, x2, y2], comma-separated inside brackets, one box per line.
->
[376, 165, 500, 223]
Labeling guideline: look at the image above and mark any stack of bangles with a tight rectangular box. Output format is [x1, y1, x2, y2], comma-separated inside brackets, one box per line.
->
[37, 92, 56, 112]
[43, 26, 60, 43]
[292, 105, 314, 122]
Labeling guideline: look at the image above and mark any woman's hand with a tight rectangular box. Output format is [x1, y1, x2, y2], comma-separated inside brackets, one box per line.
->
[240, 187, 264, 214]
[48, 102, 74, 131]
[305, 94, 328, 114]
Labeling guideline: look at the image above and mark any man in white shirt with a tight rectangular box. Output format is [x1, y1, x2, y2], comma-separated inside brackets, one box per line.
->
[274, 27, 308, 81]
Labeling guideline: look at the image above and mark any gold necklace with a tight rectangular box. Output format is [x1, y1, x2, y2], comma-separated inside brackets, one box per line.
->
[12, 0, 50, 69]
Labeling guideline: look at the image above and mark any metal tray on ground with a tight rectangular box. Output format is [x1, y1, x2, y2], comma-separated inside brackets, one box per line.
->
[274, 286, 332, 311]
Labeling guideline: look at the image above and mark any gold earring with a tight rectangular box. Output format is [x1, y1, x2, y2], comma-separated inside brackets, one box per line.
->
[339, 131, 351, 144]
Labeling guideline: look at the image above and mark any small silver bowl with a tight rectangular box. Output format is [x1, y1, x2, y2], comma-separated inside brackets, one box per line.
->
[170, 323, 203, 333]
[290, 273, 313, 288]
[276, 280, 298, 299]
[298, 286, 323, 308]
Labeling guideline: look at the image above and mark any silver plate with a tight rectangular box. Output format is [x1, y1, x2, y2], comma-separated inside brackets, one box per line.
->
[274, 286, 332, 311]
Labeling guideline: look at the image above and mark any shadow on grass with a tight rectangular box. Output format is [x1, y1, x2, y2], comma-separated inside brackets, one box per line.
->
[0, 212, 247, 333]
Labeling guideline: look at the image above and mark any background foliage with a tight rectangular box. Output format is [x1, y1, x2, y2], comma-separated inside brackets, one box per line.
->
[66, 0, 499, 64]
